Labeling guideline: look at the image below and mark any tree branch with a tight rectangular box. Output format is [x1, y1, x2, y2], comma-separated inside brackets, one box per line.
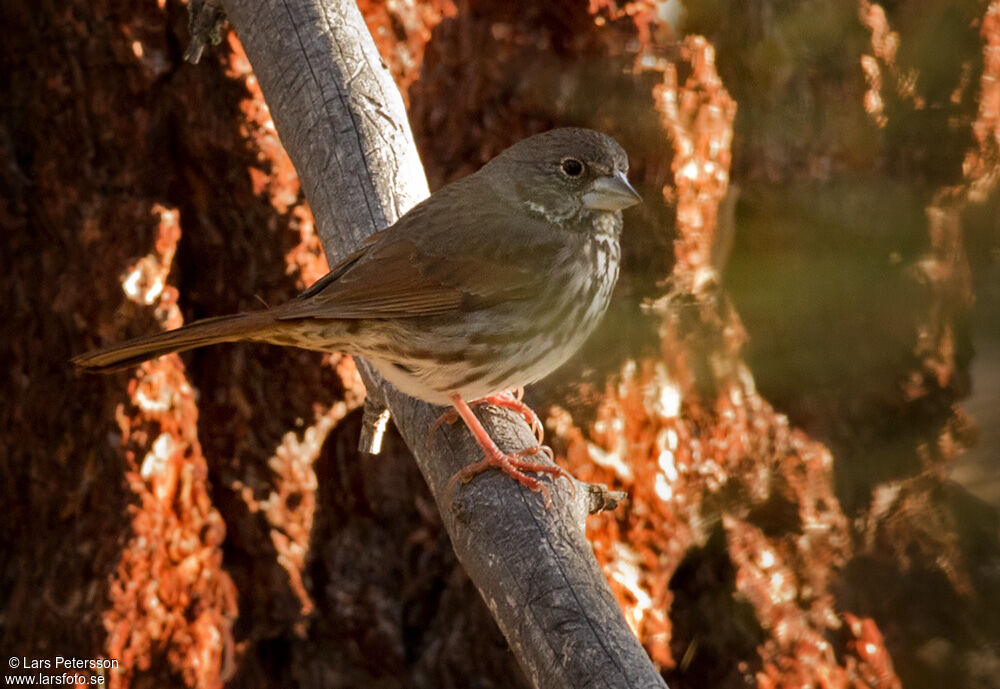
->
[217, 1, 667, 686]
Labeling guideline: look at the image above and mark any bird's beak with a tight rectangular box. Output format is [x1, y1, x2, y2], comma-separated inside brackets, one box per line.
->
[582, 170, 643, 211]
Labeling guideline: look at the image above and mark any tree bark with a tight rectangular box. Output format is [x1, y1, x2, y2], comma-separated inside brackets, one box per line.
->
[217, 1, 667, 687]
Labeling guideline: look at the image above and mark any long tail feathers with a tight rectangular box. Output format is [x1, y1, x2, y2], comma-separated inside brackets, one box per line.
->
[72, 312, 277, 373]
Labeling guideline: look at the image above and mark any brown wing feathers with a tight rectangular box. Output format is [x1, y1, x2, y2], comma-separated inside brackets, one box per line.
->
[277, 236, 466, 320]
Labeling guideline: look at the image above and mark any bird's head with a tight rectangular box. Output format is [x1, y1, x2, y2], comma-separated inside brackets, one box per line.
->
[482, 128, 642, 227]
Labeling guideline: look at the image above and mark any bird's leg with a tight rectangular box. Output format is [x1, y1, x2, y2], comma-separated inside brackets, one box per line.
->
[427, 387, 543, 448]
[444, 393, 573, 509]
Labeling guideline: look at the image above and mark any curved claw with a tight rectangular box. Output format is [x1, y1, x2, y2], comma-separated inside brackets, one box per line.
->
[516, 444, 553, 462]
[515, 445, 576, 498]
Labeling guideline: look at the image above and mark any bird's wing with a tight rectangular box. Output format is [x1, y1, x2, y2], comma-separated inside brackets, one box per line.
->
[276, 181, 554, 321]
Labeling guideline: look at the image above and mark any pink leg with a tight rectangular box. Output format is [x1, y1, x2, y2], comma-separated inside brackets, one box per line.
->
[427, 388, 543, 448]
[444, 393, 573, 508]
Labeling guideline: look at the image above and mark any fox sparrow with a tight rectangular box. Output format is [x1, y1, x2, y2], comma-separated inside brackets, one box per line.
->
[73, 128, 642, 505]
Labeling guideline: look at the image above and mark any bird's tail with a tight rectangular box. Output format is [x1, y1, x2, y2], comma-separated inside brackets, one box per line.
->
[72, 311, 279, 373]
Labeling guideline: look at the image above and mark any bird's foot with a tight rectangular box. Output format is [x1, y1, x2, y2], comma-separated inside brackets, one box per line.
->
[442, 393, 574, 509]
[445, 445, 571, 509]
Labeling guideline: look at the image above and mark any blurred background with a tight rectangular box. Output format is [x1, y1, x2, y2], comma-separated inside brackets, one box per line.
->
[1, 1, 998, 688]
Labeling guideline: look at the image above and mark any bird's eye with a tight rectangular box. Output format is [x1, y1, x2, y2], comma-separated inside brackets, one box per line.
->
[560, 158, 585, 177]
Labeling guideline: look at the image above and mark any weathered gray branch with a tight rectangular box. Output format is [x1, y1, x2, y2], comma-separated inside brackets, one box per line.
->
[217, 1, 667, 687]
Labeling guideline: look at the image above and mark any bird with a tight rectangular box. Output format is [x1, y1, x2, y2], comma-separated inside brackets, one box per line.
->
[73, 128, 642, 505]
